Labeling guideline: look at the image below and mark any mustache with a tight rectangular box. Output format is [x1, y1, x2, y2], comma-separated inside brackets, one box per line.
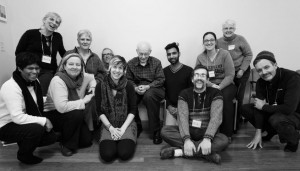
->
[194, 79, 205, 83]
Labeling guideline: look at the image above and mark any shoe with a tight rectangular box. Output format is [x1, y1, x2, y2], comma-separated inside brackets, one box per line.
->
[284, 142, 299, 152]
[137, 123, 143, 138]
[17, 155, 43, 165]
[202, 153, 221, 164]
[153, 130, 162, 144]
[60, 144, 73, 156]
[160, 147, 178, 159]
[262, 132, 276, 141]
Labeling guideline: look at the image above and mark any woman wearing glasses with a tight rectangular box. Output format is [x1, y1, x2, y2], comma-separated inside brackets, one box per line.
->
[195, 32, 236, 142]
[15, 12, 66, 96]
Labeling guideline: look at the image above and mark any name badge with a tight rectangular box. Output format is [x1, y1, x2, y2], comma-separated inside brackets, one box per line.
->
[192, 120, 202, 128]
[208, 71, 215, 78]
[42, 55, 52, 64]
[228, 45, 235, 50]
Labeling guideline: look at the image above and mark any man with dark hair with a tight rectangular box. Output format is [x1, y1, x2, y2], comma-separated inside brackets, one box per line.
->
[217, 19, 253, 129]
[127, 41, 165, 144]
[242, 51, 300, 152]
[160, 65, 228, 164]
[163, 42, 193, 125]
[0, 52, 57, 164]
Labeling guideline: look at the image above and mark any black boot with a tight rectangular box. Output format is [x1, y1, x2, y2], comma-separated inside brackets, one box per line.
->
[153, 129, 162, 144]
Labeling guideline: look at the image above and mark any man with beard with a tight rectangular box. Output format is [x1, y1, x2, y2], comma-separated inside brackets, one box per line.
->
[217, 19, 253, 130]
[242, 51, 300, 152]
[160, 65, 229, 164]
[163, 42, 193, 125]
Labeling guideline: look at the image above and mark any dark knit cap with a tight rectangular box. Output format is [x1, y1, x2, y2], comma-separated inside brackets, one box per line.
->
[253, 51, 276, 66]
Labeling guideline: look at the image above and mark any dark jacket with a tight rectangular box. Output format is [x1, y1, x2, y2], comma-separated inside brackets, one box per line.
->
[256, 67, 300, 116]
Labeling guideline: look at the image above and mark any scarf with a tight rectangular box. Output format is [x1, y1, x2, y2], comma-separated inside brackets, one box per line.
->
[100, 75, 128, 127]
[12, 70, 43, 116]
[55, 71, 83, 101]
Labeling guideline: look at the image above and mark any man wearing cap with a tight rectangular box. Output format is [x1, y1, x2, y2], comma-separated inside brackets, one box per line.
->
[217, 19, 253, 129]
[242, 51, 300, 152]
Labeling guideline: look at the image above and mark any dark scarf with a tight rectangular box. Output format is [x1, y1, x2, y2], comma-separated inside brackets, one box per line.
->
[12, 70, 43, 116]
[55, 71, 83, 101]
[100, 75, 128, 127]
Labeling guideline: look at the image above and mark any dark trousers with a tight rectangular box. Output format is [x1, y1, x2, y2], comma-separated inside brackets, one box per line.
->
[161, 126, 228, 154]
[0, 123, 57, 158]
[134, 87, 165, 133]
[234, 67, 250, 123]
[44, 110, 92, 150]
[219, 83, 237, 137]
[99, 139, 136, 162]
[39, 69, 55, 96]
[242, 104, 300, 145]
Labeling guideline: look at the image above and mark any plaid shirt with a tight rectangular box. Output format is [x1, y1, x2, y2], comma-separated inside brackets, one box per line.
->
[127, 56, 165, 88]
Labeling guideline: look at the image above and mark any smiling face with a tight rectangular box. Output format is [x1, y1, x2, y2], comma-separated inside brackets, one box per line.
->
[19, 64, 40, 82]
[192, 68, 208, 92]
[203, 34, 216, 51]
[64, 57, 82, 79]
[167, 47, 180, 65]
[43, 14, 61, 32]
[102, 49, 113, 64]
[222, 23, 236, 38]
[110, 63, 125, 82]
[78, 33, 91, 50]
[255, 59, 277, 82]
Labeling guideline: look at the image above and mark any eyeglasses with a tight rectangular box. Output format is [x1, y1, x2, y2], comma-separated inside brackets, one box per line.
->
[194, 73, 207, 78]
[103, 53, 113, 56]
[203, 39, 215, 44]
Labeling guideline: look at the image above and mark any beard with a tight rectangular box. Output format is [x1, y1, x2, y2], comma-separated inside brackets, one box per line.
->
[168, 58, 179, 65]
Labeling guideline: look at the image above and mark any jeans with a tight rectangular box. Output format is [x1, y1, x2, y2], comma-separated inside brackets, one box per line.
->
[242, 104, 300, 145]
[161, 125, 228, 154]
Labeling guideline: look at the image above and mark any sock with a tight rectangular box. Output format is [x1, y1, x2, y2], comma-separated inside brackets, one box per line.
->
[174, 149, 183, 157]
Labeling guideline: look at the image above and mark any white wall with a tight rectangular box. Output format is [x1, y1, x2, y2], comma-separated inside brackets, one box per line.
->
[1, 0, 300, 85]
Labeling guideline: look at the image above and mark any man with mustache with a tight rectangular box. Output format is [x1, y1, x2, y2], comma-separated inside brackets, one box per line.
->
[242, 51, 300, 152]
[217, 19, 253, 130]
[163, 42, 193, 126]
[160, 65, 229, 164]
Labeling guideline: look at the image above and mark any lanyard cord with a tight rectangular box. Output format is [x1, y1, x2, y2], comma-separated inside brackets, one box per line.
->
[41, 33, 53, 56]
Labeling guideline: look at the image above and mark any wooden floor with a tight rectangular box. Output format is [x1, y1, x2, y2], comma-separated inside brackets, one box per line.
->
[1, 122, 300, 171]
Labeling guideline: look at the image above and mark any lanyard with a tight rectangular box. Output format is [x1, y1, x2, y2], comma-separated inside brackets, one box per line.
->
[41, 33, 53, 56]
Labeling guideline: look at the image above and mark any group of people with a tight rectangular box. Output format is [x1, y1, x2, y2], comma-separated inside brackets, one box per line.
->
[0, 12, 299, 166]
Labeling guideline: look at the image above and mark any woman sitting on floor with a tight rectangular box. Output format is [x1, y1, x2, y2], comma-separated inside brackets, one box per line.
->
[44, 53, 96, 156]
[95, 56, 137, 162]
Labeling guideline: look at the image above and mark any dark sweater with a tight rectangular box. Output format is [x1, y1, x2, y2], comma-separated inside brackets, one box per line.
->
[256, 68, 300, 116]
[65, 47, 106, 82]
[163, 64, 193, 107]
[15, 29, 66, 71]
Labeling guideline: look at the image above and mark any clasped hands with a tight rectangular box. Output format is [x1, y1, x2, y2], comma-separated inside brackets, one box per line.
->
[254, 98, 267, 110]
[135, 85, 150, 95]
[109, 126, 125, 141]
[184, 138, 211, 157]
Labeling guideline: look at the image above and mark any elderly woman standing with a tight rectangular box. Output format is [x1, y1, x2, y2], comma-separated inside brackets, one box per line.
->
[15, 12, 66, 96]
[95, 56, 137, 162]
[43, 53, 96, 156]
[65, 29, 106, 82]
[196, 32, 237, 142]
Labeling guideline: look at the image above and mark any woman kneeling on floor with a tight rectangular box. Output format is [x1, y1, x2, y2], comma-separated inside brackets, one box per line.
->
[95, 55, 137, 162]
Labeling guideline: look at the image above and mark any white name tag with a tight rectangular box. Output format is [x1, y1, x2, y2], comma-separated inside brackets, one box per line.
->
[208, 71, 215, 78]
[192, 120, 202, 128]
[228, 45, 235, 50]
[42, 55, 52, 64]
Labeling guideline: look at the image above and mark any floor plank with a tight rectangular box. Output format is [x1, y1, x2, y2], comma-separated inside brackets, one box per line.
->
[1, 122, 300, 170]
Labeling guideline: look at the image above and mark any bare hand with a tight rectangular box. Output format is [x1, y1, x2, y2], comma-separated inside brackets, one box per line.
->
[247, 130, 263, 149]
[184, 139, 196, 157]
[88, 87, 95, 95]
[83, 94, 93, 104]
[197, 138, 211, 155]
[167, 105, 177, 116]
[236, 70, 244, 78]
[135, 86, 145, 95]
[109, 126, 121, 140]
[44, 118, 53, 132]
[254, 98, 266, 110]
[212, 84, 220, 90]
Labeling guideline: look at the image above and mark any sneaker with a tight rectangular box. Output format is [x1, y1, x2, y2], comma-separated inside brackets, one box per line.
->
[60, 143, 73, 156]
[202, 153, 221, 164]
[160, 147, 179, 159]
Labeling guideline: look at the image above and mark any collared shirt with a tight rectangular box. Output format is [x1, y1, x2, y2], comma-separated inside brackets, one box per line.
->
[127, 56, 165, 88]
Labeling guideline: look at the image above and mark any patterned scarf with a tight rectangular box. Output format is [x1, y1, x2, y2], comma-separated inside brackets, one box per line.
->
[12, 69, 43, 116]
[100, 75, 128, 127]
